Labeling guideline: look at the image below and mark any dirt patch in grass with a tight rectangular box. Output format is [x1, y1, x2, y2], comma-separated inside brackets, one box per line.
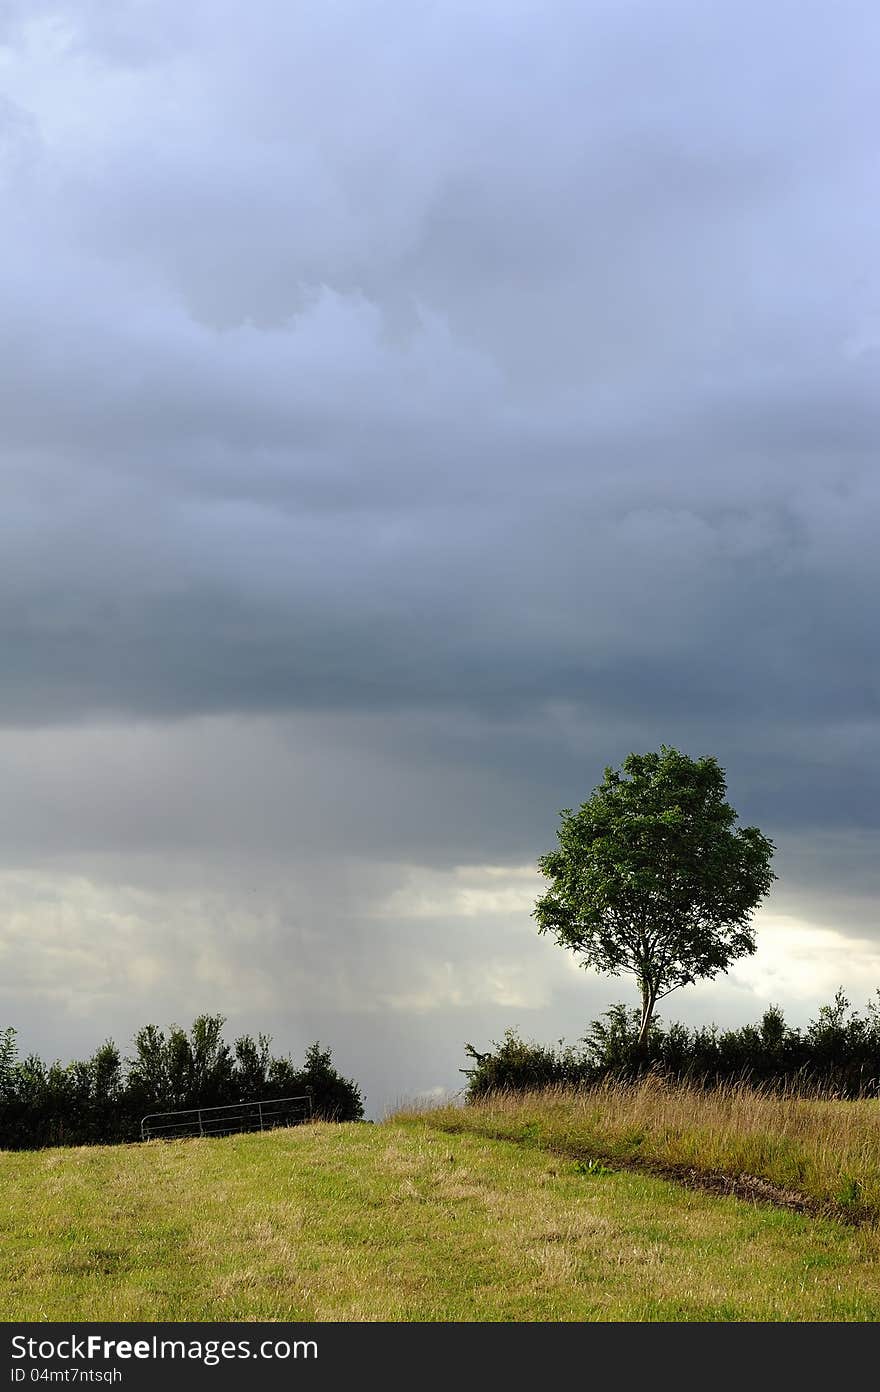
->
[630, 1158, 821, 1218]
[442, 1126, 827, 1219]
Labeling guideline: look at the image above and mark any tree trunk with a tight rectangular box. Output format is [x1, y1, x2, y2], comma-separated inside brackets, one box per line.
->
[637, 983, 656, 1052]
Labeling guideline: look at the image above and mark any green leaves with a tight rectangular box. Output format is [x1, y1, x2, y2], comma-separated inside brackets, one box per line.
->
[534, 746, 777, 1041]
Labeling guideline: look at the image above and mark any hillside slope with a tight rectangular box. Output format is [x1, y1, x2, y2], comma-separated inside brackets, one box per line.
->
[2, 1120, 879, 1321]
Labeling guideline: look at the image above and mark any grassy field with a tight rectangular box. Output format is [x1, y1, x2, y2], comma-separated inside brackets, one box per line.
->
[412, 1079, 880, 1223]
[3, 1108, 880, 1321]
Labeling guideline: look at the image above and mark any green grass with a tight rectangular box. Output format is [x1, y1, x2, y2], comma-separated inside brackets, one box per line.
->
[3, 1119, 880, 1320]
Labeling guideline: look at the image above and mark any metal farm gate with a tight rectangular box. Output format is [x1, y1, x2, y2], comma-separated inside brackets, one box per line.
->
[140, 1094, 312, 1141]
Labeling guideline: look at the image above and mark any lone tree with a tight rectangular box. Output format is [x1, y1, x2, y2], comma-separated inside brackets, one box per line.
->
[533, 746, 776, 1048]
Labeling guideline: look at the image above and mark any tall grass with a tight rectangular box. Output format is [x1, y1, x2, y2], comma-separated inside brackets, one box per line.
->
[401, 1077, 880, 1222]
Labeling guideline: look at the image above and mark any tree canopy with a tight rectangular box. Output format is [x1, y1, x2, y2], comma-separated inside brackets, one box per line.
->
[533, 746, 776, 1045]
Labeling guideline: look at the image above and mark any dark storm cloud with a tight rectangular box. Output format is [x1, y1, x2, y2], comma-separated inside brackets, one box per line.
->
[3, 5, 877, 750]
[2, 0, 877, 768]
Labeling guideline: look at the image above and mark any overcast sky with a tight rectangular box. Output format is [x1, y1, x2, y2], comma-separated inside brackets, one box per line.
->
[1, 0, 878, 1117]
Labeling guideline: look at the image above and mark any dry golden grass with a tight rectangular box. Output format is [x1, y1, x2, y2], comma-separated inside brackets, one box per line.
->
[399, 1077, 880, 1220]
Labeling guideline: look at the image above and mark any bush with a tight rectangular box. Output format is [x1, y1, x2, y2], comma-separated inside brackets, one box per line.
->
[0, 1016, 365, 1149]
[461, 991, 880, 1102]
[299, 1042, 365, 1122]
[463, 1030, 590, 1099]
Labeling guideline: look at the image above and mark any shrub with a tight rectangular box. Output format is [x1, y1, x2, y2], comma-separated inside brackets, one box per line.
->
[463, 1030, 592, 1099]
[0, 1017, 365, 1149]
[462, 991, 880, 1102]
